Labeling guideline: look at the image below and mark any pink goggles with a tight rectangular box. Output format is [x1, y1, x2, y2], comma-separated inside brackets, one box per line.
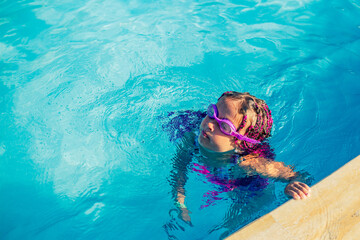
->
[207, 104, 260, 144]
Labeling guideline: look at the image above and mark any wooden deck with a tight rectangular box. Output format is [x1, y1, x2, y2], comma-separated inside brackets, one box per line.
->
[225, 155, 360, 240]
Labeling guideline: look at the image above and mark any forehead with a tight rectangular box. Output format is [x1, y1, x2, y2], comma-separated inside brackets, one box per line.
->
[216, 98, 242, 124]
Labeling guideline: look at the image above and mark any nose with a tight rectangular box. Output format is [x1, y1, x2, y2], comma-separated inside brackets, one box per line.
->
[205, 117, 216, 132]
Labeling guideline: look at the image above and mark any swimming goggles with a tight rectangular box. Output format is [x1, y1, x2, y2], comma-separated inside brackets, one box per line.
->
[207, 104, 260, 144]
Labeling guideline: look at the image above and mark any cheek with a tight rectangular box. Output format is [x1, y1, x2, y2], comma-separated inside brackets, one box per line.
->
[212, 134, 235, 147]
[213, 138, 236, 152]
[199, 117, 207, 128]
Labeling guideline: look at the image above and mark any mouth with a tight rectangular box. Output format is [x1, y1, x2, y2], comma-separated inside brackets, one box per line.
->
[201, 130, 209, 139]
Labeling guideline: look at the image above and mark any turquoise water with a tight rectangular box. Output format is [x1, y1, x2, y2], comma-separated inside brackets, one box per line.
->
[1, 0, 360, 239]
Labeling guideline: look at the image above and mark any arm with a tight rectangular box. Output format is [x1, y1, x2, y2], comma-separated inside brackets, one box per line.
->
[238, 154, 311, 200]
[169, 132, 195, 223]
[239, 154, 296, 180]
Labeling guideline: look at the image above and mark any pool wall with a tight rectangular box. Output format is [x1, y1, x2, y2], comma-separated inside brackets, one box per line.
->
[226, 155, 360, 240]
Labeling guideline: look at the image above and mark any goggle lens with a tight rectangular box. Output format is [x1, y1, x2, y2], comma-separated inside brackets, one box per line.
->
[220, 122, 232, 134]
[207, 105, 215, 118]
[207, 104, 233, 135]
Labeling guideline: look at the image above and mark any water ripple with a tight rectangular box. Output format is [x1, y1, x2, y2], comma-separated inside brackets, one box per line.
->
[1, 0, 359, 238]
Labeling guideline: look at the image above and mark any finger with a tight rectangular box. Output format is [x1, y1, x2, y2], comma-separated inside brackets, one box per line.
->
[183, 216, 193, 226]
[301, 184, 311, 197]
[295, 188, 307, 199]
[180, 214, 190, 224]
[297, 182, 311, 192]
[293, 182, 311, 197]
[293, 185, 311, 199]
[287, 190, 300, 200]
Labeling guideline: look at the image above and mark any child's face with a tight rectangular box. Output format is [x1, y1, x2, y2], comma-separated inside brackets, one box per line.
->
[198, 97, 243, 152]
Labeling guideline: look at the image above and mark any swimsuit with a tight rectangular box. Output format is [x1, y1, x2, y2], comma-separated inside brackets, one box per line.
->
[192, 156, 269, 209]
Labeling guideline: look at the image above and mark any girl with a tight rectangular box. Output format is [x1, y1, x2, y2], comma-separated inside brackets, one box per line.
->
[169, 91, 311, 224]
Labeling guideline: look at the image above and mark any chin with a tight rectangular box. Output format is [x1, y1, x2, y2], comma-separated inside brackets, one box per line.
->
[198, 134, 208, 145]
[198, 136, 213, 151]
[198, 137, 208, 148]
[199, 141, 229, 153]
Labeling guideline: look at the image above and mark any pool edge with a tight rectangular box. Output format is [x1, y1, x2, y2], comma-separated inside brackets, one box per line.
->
[225, 154, 360, 240]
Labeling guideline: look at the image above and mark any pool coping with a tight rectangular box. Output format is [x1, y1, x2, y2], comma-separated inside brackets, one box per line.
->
[225, 154, 360, 240]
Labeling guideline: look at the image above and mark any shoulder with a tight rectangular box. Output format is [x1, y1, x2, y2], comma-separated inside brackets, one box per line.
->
[237, 153, 273, 171]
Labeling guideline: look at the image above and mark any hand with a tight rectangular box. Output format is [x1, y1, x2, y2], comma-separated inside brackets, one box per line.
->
[179, 207, 192, 225]
[285, 181, 311, 200]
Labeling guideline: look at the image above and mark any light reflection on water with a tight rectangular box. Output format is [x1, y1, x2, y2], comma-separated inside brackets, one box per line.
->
[0, 0, 359, 239]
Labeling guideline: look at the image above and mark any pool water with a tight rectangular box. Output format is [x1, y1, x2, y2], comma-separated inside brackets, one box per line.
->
[1, 0, 360, 239]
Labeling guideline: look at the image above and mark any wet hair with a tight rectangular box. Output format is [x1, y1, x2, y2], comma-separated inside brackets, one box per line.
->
[218, 91, 273, 152]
